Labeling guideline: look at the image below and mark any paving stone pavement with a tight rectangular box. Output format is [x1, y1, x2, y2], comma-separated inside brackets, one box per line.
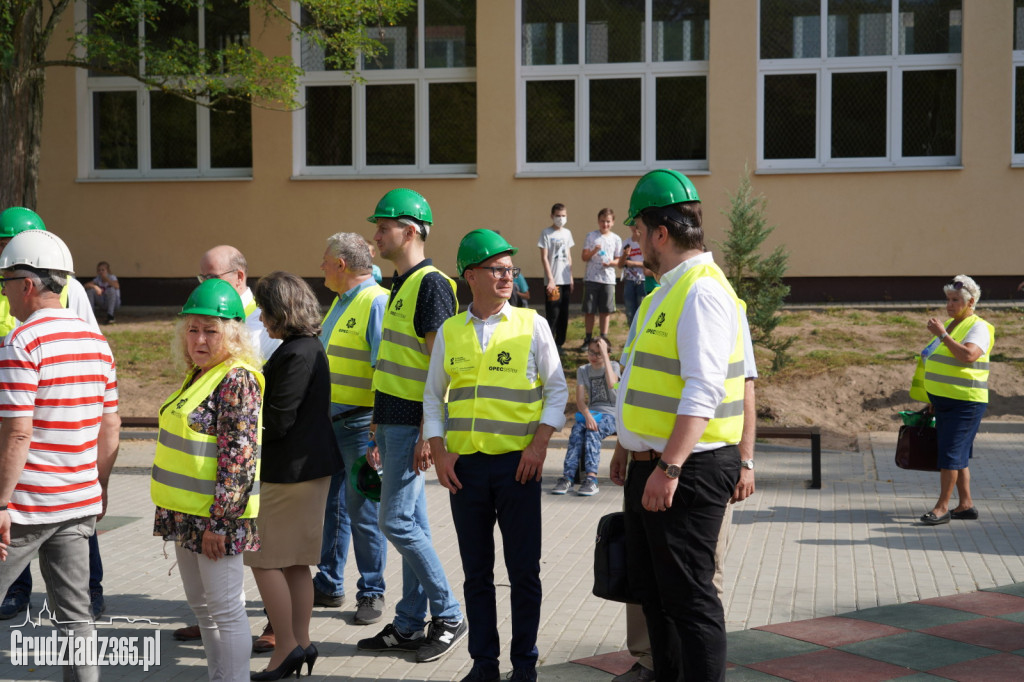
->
[1, 431, 1023, 680]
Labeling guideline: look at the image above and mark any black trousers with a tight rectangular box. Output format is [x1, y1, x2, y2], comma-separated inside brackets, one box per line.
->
[543, 284, 572, 348]
[624, 446, 740, 682]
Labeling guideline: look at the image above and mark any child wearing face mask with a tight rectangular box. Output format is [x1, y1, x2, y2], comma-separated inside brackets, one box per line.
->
[537, 202, 574, 350]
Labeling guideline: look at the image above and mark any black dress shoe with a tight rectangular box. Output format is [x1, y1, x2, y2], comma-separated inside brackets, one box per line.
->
[921, 511, 951, 525]
[951, 507, 979, 520]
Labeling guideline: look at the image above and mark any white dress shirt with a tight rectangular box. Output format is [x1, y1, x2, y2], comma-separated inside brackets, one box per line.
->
[423, 301, 568, 444]
[616, 251, 740, 454]
[241, 286, 281, 363]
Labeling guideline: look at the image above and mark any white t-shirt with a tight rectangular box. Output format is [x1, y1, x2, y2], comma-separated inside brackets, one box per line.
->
[583, 230, 623, 284]
[537, 226, 575, 286]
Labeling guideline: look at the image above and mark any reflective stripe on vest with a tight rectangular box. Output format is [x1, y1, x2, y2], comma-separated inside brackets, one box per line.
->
[622, 263, 746, 445]
[244, 298, 257, 318]
[151, 360, 264, 517]
[917, 315, 993, 403]
[443, 308, 543, 454]
[324, 284, 389, 407]
[372, 266, 456, 401]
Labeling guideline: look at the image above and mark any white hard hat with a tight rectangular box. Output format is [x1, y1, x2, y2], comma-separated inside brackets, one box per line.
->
[0, 230, 75, 274]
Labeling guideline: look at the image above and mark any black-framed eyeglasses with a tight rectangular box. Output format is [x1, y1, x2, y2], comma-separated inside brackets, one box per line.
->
[473, 266, 521, 280]
[197, 270, 235, 283]
[0, 276, 28, 289]
[947, 280, 965, 291]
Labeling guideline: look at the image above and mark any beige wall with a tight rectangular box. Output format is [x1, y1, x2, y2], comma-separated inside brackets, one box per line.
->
[35, 1, 1022, 282]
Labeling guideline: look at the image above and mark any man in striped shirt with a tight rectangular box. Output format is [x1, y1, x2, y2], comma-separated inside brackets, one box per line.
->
[0, 230, 120, 682]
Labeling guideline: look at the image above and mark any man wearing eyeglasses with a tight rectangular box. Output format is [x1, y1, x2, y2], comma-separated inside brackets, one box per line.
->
[423, 230, 567, 682]
[198, 245, 281, 363]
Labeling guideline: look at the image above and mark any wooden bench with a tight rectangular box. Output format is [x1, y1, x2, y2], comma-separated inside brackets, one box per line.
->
[756, 426, 822, 489]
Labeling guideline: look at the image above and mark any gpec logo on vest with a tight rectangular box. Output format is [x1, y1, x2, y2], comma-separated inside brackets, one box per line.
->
[645, 311, 669, 338]
[488, 351, 518, 373]
[346, 317, 357, 329]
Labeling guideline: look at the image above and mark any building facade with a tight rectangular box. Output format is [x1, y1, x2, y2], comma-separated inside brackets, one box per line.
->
[33, 1, 1024, 302]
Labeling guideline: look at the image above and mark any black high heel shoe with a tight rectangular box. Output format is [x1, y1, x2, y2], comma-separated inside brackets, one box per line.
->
[251, 646, 304, 681]
[302, 643, 318, 676]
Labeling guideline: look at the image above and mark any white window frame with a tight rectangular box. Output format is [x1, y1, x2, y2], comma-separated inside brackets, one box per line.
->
[74, 0, 252, 181]
[515, 0, 710, 177]
[757, 0, 962, 173]
[291, 1, 477, 178]
[1013, 4, 1024, 166]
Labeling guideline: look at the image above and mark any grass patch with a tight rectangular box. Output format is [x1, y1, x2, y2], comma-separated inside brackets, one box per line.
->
[105, 328, 177, 382]
[878, 313, 918, 327]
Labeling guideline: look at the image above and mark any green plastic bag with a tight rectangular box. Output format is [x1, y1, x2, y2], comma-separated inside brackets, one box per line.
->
[899, 410, 935, 428]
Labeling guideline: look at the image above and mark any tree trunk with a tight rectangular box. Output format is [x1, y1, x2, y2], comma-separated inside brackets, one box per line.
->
[0, 2, 46, 210]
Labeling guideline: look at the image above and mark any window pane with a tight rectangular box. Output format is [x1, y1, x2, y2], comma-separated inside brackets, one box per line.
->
[653, 0, 709, 62]
[902, 69, 956, 156]
[306, 86, 353, 166]
[525, 80, 575, 162]
[899, 0, 961, 55]
[1017, 67, 1024, 154]
[92, 91, 137, 169]
[656, 76, 706, 160]
[87, 0, 139, 77]
[147, 1, 198, 75]
[763, 74, 816, 159]
[151, 93, 197, 169]
[1016, 0, 1024, 50]
[205, 0, 250, 73]
[210, 99, 252, 168]
[522, 0, 578, 66]
[761, 0, 821, 59]
[589, 79, 641, 161]
[366, 84, 415, 165]
[299, 7, 345, 71]
[831, 71, 886, 157]
[429, 83, 476, 164]
[362, 9, 417, 69]
[827, 0, 891, 57]
[586, 0, 644, 64]
[425, 0, 476, 68]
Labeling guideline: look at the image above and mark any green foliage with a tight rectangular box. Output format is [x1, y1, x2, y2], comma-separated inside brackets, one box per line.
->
[717, 167, 795, 372]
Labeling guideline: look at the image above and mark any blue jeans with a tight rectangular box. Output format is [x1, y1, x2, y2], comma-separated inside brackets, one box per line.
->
[449, 452, 541, 673]
[314, 410, 387, 600]
[563, 414, 617, 481]
[376, 423, 462, 633]
[623, 279, 645, 329]
[6, 530, 103, 598]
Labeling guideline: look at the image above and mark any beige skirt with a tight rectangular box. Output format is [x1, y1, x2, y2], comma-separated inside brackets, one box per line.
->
[244, 476, 331, 569]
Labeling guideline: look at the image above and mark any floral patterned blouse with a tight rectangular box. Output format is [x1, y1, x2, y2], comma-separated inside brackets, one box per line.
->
[153, 366, 262, 555]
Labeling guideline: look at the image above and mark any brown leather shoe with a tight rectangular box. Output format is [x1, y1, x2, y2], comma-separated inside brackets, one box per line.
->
[173, 624, 202, 641]
[252, 621, 275, 653]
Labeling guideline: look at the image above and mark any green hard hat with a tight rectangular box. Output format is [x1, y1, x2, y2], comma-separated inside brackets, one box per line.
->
[0, 207, 47, 238]
[350, 455, 382, 503]
[180, 279, 245, 321]
[456, 229, 518, 276]
[625, 169, 701, 226]
[366, 188, 433, 225]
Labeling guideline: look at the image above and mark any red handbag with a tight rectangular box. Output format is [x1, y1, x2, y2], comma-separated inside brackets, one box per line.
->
[895, 424, 940, 471]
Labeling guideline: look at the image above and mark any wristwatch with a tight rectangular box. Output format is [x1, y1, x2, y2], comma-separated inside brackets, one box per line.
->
[656, 459, 682, 479]
[740, 459, 755, 470]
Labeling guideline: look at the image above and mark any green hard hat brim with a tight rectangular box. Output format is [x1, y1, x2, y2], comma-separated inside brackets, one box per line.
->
[350, 455, 382, 502]
[625, 169, 700, 225]
[366, 189, 433, 225]
[180, 279, 246, 321]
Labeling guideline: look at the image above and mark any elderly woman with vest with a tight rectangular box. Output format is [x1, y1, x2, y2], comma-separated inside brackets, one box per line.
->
[151, 278, 263, 682]
[245, 271, 342, 680]
[910, 275, 993, 526]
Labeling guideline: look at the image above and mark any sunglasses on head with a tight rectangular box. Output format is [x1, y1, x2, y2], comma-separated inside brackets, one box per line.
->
[947, 280, 964, 291]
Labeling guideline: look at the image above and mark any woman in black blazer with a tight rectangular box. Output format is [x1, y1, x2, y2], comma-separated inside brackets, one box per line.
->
[245, 271, 342, 680]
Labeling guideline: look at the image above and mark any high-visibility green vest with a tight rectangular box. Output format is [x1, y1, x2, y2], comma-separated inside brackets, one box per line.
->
[910, 315, 993, 404]
[151, 360, 264, 517]
[244, 298, 257, 318]
[442, 307, 543, 454]
[622, 262, 745, 445]
[0, 282, 71, 336]
[372, 266, 456, 400]
[324, 284, 389, 407]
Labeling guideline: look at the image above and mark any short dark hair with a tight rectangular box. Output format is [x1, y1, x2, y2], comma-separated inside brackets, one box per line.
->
[639, 201, 703, 251]
[598, 207, 614, 219]
[97, 261, 110, 269]
[254, 271, 322, 339]
[551, 203, 566, 214]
